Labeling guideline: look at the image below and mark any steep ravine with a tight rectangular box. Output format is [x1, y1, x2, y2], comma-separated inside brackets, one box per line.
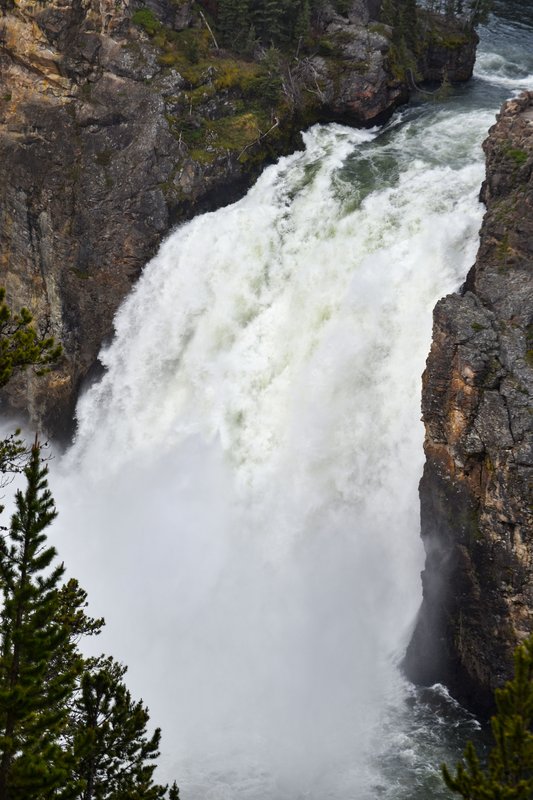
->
[0, 0, 477, 439]
[405, 90, 533, 713]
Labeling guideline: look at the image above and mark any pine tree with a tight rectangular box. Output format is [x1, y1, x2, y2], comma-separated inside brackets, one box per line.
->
[467, 0, 491, 25]
[0, 448, 179, 799]
[0, 295, 178, 798]
[0, 444, 82, 799]
[69, 656, 169, 800]
[168, 782, 179, 800]
[404, 0, 418, 51]
[0, 287, 62, 390]
[294, 0, 310, 42]
[443, 636, 533, 799]
[380, 0, 396, 26]
[251, 0, 284, 44]
[218, 0, 251, 50]
[244, 22, 258, 56]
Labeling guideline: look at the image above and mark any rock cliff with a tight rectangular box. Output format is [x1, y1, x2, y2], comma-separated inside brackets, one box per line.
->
[0, 0, 477, 439]
[405, 92, 533, 712]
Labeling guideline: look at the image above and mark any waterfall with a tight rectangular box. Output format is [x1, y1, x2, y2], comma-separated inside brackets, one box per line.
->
[48, 10, 533, 795]
[49, 113, 484, 798]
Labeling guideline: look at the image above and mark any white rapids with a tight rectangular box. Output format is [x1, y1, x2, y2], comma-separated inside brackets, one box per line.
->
[51, 113, 485, 798]
[43, 9, 533, 797]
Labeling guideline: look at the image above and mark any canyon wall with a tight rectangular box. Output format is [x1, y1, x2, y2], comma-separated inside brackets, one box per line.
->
[405, 92, 533, 712]
[0, 0, 476, 439]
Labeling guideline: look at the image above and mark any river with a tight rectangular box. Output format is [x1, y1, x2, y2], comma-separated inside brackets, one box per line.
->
[48, 4, 533, 798]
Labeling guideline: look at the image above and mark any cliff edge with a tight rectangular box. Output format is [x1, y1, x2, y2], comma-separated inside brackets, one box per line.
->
[405, 91, 533, 712]
[0, 0, 477, 438]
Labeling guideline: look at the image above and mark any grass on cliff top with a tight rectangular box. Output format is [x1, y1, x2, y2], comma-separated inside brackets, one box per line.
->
[132, 8, 214, 77]
[166, 107, 277, 163]
[209, 113, 267, 149]
[132, 5, 287, 165]
[132, 4, 366, 170]
[132, 7, 265, 88]
[132, 8, 161, 35]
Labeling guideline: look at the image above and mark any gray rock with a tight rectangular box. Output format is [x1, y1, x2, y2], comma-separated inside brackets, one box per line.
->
[0, 0, 478, 441]
[405, 92, 533, 713]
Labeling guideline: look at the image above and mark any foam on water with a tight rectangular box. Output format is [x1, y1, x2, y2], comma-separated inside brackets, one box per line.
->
[475, 50, 533, 89]
[52, 109, 486, 798]
[43, 8, 533, 798]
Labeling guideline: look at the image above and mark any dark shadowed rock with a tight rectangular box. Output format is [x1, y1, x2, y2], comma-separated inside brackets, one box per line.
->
[405, 92, 533, 713]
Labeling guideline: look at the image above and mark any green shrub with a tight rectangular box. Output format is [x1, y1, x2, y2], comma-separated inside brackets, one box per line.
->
[506, 148, 528, 166]
[131, 7, 161, 36]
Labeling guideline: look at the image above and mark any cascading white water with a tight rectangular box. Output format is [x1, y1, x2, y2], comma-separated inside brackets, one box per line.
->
[46, 11, 533, 798]
[52, 117, 483, 797]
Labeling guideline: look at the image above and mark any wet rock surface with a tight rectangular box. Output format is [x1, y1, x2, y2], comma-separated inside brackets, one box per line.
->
[405, 92, 533, 713]
[0, 0, 477, 439]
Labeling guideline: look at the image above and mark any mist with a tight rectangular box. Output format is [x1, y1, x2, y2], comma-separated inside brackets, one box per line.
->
[43, 117, 486, 797]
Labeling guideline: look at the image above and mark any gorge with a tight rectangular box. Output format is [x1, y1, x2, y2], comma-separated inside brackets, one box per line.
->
[0, 0, 477, 437]
[0, 0, 532, 797]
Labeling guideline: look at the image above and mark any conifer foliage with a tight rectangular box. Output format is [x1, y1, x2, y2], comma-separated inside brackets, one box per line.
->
[0, 445, 178, 799]
[0, 443, 78, 798]
[0, 288, 62, 391]
[0, 289, 178, 798]
[443, 636, 533, 799]
[0, 289, 63, 496]
[216, 0, 316, 50]
[70, 656, 167, 800]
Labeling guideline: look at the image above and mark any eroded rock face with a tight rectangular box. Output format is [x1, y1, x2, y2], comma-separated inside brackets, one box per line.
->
[405, 92, 533, 712]
[0, 0, 252, 436]
[0, 0, 477, 440]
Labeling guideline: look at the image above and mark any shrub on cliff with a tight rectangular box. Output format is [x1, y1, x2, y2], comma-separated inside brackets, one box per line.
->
[443, 636, 533, 798]
[0, 286, 62, 391]
[0, 287, 63, 493]
[132, 8, 161, 36]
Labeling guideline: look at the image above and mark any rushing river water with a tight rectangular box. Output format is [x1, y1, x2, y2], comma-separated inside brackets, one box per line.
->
[43, 4, 533, 798]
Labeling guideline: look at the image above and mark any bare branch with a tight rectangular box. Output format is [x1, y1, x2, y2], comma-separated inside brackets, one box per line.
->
[197, 8, 219, 50]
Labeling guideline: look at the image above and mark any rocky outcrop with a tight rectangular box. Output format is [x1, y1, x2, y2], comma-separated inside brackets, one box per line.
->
[416, 9, 479, 83]
[405, 92, 533, 713]
[0, 0, 477, 440]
